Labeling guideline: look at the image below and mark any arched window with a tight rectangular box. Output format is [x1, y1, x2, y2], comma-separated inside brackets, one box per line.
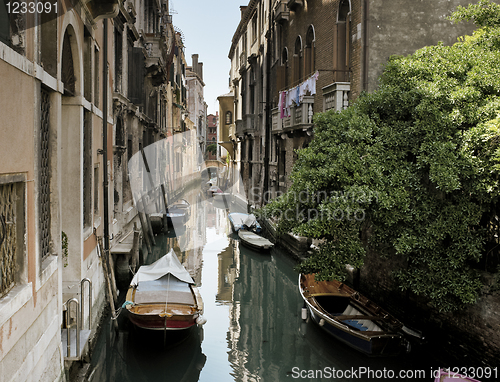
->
[294, 36, 303, 83]
[305, 26, 315, 76]
[62, 31, 76, 96]
[225, 111, 232, 125]
[280, 48, 289, 90]
[336, 0, 350, 82]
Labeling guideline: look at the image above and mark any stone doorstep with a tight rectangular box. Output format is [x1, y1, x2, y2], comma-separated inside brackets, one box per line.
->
[61, 328, 92, 361]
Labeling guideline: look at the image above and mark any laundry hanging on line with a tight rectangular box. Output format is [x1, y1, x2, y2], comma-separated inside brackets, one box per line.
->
[279, 71, 319, 119]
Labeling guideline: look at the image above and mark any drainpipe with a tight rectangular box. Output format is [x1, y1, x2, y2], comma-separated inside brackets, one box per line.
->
[362, 0, 369, 91]
[263, 0, 272, 205]
[103, 19, 110, 255]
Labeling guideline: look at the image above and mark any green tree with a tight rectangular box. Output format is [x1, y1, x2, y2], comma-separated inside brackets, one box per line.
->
[263, 0, 500, 311]
[207, 143, 217, 155]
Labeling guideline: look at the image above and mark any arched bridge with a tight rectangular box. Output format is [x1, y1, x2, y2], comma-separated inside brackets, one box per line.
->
[204, 159, 226, 169]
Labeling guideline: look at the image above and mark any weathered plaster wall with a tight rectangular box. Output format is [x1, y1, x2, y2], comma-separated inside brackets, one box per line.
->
[366, 0, 478, 93]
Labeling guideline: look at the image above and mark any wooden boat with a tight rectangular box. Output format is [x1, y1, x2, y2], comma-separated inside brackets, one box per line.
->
[434, 369, 482, 382]
[170, 199, 190, 210]
[165, 207, 187, 226]
[228, 212, 262, 233]
[238, 230, 274, 251]
[299, 273, 410, 356]
[125, 249, 205, 330]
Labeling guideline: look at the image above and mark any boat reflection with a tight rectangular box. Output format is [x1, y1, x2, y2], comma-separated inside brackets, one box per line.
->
[122, 326, 206, 382]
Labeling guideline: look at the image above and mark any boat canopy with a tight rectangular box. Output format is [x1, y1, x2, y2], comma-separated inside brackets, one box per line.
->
[131, 248, 194, 286]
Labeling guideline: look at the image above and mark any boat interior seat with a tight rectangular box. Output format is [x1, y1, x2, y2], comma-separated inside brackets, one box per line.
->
[340, 305, 382, 332]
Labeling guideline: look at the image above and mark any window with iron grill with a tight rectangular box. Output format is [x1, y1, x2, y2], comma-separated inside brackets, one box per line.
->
[0, 183, 17, 298]
[39, 88, 51, 261]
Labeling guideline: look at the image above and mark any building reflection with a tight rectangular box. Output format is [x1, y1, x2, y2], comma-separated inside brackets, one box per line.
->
[222, 238, 334, 381]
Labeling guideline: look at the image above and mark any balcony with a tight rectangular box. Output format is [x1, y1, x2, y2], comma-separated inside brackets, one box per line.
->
[236, 119, 244, 137]
[271, 96, 314, 135]
[274, 2, 289, 24]
[239, 50, 247, 72]
[143, 34, 170, 86]
[228, 124, 236, 140]
[242, 114, 255, 135]
[322, 82, 350, 112]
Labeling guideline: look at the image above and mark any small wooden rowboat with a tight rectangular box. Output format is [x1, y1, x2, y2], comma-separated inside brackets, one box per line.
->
[299, 273, 410, 356]
[238, 230, 274, 251]
[125, 249, 206, 330]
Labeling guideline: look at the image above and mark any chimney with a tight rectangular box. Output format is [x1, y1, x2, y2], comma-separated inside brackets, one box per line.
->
[198, 62, 203, 81]
[192, 54, 199, 75]
[240, 6, 247, 20]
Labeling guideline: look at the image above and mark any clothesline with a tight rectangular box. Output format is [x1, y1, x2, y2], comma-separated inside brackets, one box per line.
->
[279, 71, 319, 119]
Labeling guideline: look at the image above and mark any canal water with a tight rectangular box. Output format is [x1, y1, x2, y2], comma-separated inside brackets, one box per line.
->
[86, 195, 483, 381]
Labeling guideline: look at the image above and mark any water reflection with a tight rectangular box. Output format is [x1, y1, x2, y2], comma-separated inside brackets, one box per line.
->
[90, 193, 440, 382]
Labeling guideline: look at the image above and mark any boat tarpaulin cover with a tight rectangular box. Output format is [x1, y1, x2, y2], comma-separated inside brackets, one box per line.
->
[131, 248, 194, 286]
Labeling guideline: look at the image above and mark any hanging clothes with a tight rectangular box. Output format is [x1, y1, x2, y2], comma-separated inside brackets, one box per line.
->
[279, 71, 319, 119]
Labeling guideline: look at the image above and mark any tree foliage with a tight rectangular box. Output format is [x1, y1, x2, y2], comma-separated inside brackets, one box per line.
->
[262, 1, 500, 311]
[207, 143, 217, 155]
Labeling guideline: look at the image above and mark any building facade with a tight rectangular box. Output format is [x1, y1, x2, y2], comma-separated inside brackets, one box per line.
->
[0, 0, 191, 380]
[222, 0, 479, 207]
[207, 113, 218, 160]
[186, 54, 208, 158]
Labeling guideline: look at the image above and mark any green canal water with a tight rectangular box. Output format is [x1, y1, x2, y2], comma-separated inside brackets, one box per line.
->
[87, 199, 483, 381]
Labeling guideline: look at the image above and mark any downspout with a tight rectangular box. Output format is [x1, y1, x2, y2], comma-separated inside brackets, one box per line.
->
[103, 19, 110, 255]
[263, 0, 272, 205]
[362, 0, 369, 91]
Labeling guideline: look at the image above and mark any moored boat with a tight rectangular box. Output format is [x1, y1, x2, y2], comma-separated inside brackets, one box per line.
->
[170, 199, 190, 210]
[299, 273, 410, 356]
[238, 230, 274, 251]
[125, 249, 206, 331]
[166, 207, 187, 226]
[228, 212, 262, 233]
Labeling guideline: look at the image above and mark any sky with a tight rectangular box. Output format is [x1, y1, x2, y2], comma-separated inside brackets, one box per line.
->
[170, 0, 244, 115]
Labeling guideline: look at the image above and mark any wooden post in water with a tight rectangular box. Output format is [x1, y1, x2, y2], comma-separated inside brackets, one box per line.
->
[97, 235, 119, 331]
[137, 198, 152, 254]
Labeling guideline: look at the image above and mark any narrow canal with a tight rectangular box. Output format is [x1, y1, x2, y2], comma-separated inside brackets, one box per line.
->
[86, 194, 477, 381]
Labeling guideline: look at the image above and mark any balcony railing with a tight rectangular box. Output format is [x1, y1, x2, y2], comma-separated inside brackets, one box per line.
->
[322, 82, 350, 112]
[240, 51, 247, 71]
[274, 2, 289, 24]
[242, 114, 255, 134]
[143, 34, 170, 86]
[236, 119, 244, 137]
[271, 95, 314, 134]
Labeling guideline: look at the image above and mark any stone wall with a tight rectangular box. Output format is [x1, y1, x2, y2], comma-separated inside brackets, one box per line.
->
[358, 250, 500, 367]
